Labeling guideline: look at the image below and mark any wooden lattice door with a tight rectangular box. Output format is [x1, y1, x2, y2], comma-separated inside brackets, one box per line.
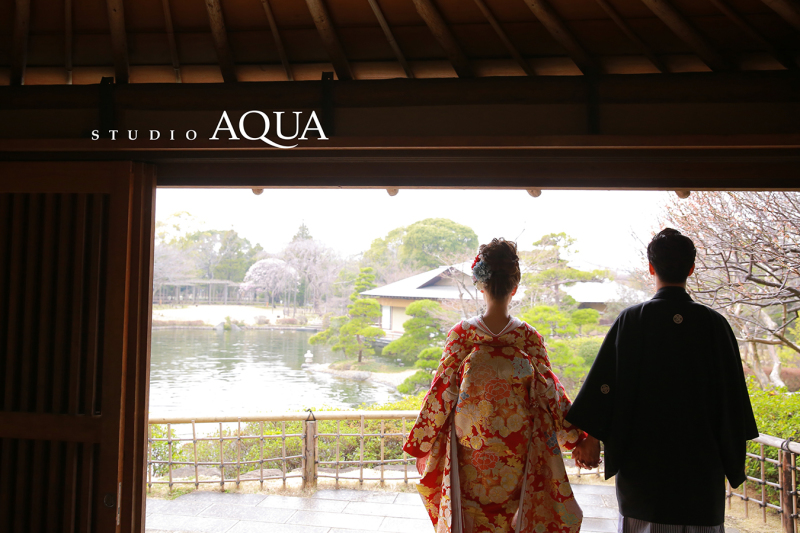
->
[0, 162, 156, 532]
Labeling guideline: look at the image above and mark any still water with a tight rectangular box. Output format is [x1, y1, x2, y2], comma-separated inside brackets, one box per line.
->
[149, 328, 402, 417]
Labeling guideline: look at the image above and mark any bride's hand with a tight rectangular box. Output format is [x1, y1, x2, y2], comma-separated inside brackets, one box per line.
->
[416, 454, 429, 476]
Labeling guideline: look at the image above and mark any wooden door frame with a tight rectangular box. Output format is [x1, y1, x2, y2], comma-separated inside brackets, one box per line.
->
[0, 161, 156, 533]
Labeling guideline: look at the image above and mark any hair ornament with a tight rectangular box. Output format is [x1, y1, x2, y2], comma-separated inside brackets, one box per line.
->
[471, 253, 492, 285]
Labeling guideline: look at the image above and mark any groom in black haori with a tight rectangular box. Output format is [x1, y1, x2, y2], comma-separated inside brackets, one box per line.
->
[566, 228, 759, 533]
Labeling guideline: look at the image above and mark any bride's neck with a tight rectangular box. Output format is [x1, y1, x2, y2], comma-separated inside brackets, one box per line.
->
[483, 295, 510, 322]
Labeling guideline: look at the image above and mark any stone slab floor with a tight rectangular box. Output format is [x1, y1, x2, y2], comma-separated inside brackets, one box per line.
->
[145, 484, 620, 533]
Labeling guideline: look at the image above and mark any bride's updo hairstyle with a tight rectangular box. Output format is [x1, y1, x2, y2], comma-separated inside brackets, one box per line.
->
[477, 238, 521, 299]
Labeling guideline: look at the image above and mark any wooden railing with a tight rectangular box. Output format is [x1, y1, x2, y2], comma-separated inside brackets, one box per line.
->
[147, 411, 422, 490]
[147, 410, 603, 489]
[728, 434, 799, 533]
[147, 414, 797, 533]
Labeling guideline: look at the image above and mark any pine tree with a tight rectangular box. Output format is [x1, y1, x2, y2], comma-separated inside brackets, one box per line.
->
[309, 267, 383, 363]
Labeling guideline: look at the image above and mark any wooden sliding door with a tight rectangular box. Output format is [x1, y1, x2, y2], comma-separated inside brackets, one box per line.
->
[0, 162, 156, 533]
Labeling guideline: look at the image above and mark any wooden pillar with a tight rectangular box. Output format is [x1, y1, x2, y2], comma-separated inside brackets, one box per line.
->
[223, 284, 228, 305]
[303, 421, 317, 488]
[782, 450, 796, 533]
[193, 285, 197, 304]
[174, 284, 179, 303]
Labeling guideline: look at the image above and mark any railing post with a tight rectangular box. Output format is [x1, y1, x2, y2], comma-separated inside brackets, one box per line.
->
[303, 420, 318, 488]
[781, 450, 796, 533]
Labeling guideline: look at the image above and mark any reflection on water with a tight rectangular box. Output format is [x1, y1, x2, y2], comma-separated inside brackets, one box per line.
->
[149, 329, 402, 417]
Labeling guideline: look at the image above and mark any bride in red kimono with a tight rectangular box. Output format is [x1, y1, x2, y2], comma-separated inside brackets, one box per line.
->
[403, 238, 600, 533]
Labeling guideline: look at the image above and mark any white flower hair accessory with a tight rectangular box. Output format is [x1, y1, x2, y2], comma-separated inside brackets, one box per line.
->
[471, 253, 492, 285]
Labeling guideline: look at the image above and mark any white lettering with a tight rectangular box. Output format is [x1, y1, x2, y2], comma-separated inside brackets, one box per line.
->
[128, 130, 138, 141]
[210, 111, 240, 141]
[109, 130, 118, 141]
[239, 110, 296, 149]
[274, 111, 302, 140]
[186, 130, 197, 140]
[299, 111, 327, 140]
[170, 130, 175, 141]
[91, 130, 100, 141]
[150, 130, 160, 141]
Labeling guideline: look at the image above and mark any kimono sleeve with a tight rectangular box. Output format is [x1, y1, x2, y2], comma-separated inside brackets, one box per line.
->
[402, 321, 472, 458]
[524, 326, 587, 451]
[709, 311, 759, 487]
[564, 318, 619, 443]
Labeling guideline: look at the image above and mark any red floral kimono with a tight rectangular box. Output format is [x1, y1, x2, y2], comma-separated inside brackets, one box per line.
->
[403, 317, 586, 533]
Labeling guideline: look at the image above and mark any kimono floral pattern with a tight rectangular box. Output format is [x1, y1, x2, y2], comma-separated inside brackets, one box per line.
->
[403, 318, 586, 533]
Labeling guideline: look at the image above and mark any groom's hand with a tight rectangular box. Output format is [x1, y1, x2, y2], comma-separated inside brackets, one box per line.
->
[573, 435, 601, 469]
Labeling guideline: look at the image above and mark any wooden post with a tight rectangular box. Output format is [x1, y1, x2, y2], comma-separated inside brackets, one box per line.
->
[762, 444, 767, 523]
[219, 422, 225, 489]
[167, 423, 173, 490]
[192, 420, 199, 489]
[359, 415, 365, 484]
[224, 284, 228, 305]
[744, 476, 749, 518]
[781, 450, 795, 533]
[281, 421, 286, 485]
[259, 421, 265, 489]
[303, 421, 317, 488]
[727, 479, 732, 510]
[335, 420, 340, 486]
[402, 417, 408, 483]
[793, 453, 798, 533]
[236, 418, 241, 487]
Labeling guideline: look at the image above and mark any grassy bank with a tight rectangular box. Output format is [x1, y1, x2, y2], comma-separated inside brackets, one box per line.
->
[329, 359, 409, 374]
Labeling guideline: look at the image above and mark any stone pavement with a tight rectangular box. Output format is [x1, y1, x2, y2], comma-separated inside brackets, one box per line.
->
[145, 484, 620, 533]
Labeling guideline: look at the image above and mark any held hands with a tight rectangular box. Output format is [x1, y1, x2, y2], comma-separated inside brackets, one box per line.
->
[572, 435, 601, 470]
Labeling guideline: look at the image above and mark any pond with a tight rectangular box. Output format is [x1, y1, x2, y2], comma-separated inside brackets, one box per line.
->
[148, 328, 403, 418]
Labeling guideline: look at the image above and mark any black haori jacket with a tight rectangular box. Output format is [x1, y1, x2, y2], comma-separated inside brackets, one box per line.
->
[566, 286, 759, 526]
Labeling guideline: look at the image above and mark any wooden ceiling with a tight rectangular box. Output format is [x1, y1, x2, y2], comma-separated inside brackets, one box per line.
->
[1, 0, 799, 86]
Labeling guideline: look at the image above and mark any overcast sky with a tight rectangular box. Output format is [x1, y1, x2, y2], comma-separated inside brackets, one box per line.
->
[155, 188, 672, 272]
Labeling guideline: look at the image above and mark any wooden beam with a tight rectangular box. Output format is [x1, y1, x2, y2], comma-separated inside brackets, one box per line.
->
[639, 0, 732, 71]
[472, 0, 535, 76]
[521, 0, 597, 75]
[304, 0, 353, 81]
[106, 0, 130, 83]
[2, 71, 798, 110]
[65, 0, 73, 84]
[593, 0, 668, 73]
[161, 0, 182, 82]
[10, 0, 31, 85]
[761, 0, 800, 32]
[204, 0, 238, 83]
[708, 0, 797, 70]
[411, 0, 474, 78]
[260, 0, 293, 81]
[367, 0, 414, 78]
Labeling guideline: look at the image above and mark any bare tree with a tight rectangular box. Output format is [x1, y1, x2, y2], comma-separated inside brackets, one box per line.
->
[663, 191, 800, 388]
